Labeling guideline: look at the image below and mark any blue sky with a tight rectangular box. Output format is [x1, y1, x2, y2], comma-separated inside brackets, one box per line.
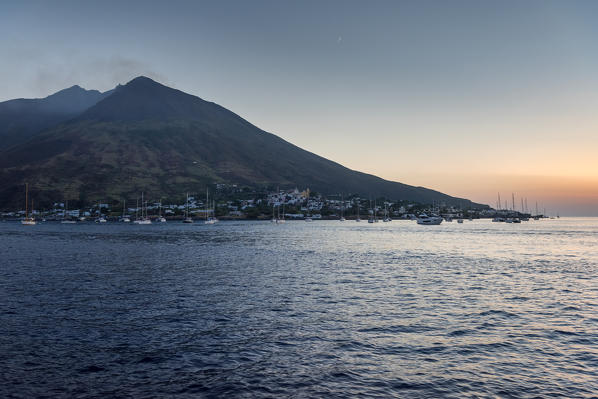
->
[1, 1, 597, 214]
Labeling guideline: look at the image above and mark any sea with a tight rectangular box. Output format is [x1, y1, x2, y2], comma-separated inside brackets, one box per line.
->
[1, 218, 597, 398]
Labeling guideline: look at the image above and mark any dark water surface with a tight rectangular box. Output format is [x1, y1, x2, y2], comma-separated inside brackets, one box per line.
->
[1, 218, 597, 398]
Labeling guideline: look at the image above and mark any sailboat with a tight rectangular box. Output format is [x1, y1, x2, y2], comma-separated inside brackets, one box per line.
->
[157, 200, 166, 222]
[95, 201, 107, 223]
[533, 202, 540, 220]
[272, 188, 281, 223]
[368, 199, 374, 223]
[61, 199, 77, 224]
[120, 200, 131, 222]
[133, 193, 152, 224]
[492, 193, 505, 222]
[355, 199, 361, 222]
[277, 202, 286, 224]
[383, 202, 391, 222]
[21, 183, 36, 225]
[205, 189, 218, 224]
[304, 194, 313, 222]
[339, 194, 346, 221]
[183, 193, 193, 223]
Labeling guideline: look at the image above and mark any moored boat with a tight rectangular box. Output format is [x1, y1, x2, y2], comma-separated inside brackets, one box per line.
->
[21, 183, 36, 225]
[416, 214, 443, 225]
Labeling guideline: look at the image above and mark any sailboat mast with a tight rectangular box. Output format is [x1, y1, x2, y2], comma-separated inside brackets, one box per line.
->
[25, 183, 28, 218]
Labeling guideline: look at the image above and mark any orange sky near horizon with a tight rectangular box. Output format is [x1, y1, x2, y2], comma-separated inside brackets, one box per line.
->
[392, 173, 598, 216]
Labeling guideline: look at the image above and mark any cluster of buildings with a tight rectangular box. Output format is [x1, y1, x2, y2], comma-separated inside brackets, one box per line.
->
[2, 186, 489, 220]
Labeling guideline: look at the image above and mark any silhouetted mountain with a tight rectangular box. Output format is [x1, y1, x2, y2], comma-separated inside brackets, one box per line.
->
[0, 77, 487, 209]
[0, 85, 113, 150]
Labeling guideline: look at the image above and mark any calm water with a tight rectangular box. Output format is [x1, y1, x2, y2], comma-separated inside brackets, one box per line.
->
[1, 218, 597, 398]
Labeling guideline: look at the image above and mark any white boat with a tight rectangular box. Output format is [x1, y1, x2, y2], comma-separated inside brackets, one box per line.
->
[277, 202, 286, 223]
[305, 217, 313, 222]
[457, 218, 464, 223]
[120, 200, 131, 222]
[134, 193, 152, 224]
[382, 203, 391, 222]
[204, 190, 218, 224]
[183, 192, 193, 223]
[271, 204, 277, 223]
[95, 200, 107, 223]
[61, 200, 76, 224]
[21, 183, 36, 225]
[416, 214, 443, 225]
[367, 199, 375, 223]
[157, 200, 166, 222]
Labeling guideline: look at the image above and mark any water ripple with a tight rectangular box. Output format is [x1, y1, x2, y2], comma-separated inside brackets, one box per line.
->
[1, 219, 597, 397]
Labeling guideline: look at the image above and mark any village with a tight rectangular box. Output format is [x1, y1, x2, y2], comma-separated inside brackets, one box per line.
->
[2, 184, 498, 222]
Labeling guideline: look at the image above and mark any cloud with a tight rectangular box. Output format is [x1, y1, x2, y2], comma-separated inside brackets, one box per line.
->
[87, 56, 169, 90]
[28, 54, 168, 96]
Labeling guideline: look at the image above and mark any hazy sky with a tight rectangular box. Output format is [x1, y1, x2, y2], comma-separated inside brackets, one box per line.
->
[1, 1, 597, 215]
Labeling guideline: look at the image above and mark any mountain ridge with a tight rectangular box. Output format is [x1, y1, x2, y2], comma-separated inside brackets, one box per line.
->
[0, 76, 488, 210]
[0, 84, 113, 150]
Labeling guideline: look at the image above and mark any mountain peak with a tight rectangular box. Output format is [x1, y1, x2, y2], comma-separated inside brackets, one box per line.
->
[126, 76, 158, 85]
[77, 76, 230, 123]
